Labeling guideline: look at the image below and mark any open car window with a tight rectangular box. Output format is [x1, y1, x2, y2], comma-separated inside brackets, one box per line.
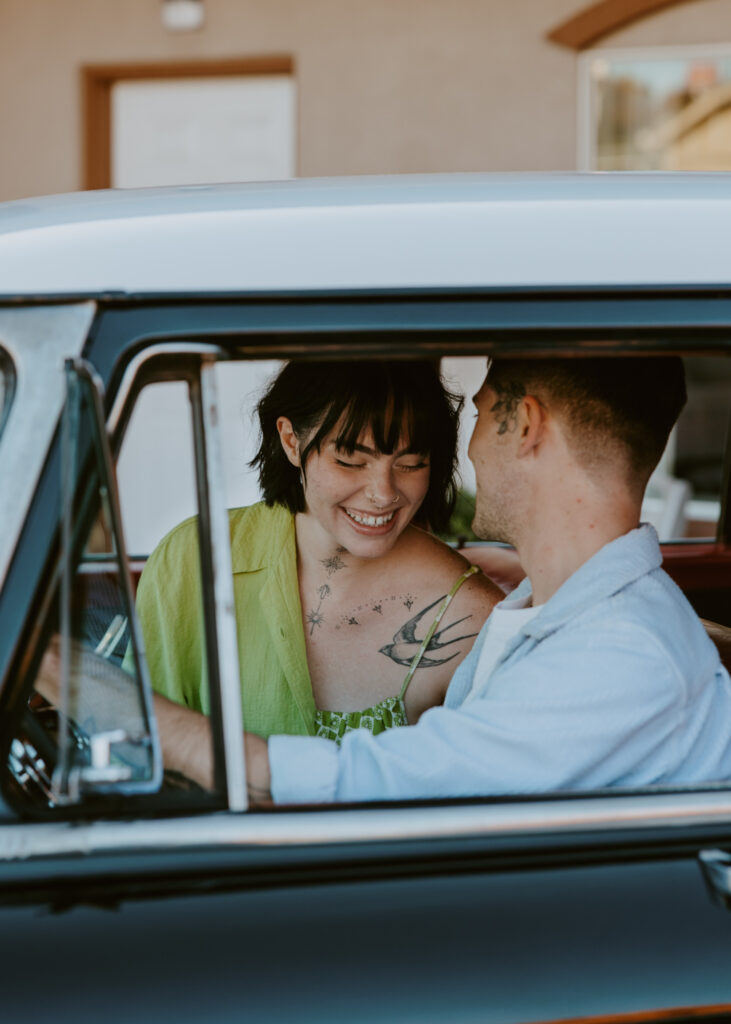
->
[131, 347, 731, 808]
[9, 361, 163, 810]
[443, 355, 731, 547]
[4, 331, 731, 820]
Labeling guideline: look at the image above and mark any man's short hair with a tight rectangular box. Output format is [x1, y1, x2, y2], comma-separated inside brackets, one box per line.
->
[486, 355, 687, 486]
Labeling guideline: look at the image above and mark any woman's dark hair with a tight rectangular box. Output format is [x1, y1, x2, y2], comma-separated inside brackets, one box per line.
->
[251, 360, 463, 532]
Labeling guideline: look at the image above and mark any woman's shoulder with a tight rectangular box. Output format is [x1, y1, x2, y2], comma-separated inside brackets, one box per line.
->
[401, 526, 503, 609]
[144, 513, 200, 573]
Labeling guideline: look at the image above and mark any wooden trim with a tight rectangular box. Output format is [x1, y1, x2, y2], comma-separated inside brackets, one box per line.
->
[81, 56, 294, 190]
[547, 0, 696, 50]
[535, 1002, 731, 1024]
[82, 66, 112, 190]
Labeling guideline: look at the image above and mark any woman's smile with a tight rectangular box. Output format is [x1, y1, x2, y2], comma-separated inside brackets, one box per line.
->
[342, 506, 398, 533]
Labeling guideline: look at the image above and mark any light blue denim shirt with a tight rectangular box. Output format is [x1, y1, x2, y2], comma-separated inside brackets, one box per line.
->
[269, 525, 731, 803]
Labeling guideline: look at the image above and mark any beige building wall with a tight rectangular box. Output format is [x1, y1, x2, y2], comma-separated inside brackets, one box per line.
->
[2, 0, 731, 201]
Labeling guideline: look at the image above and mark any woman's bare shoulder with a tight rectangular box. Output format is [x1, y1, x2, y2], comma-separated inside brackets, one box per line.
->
[403, 527, 503, 609]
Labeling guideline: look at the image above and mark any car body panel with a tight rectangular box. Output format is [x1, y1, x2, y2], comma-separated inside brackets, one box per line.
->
[0, 303, 95, 586]
[2, 174, 731, 294]
[0, 175, 731, 1022]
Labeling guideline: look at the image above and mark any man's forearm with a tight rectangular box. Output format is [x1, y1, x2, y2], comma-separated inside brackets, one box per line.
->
[155, 705, 273, 802]
[152, 692, 214, 790]
[244, 732, 272, 805]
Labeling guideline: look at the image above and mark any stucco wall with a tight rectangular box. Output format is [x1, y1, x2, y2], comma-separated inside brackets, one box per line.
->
[1, 0, 731, 201]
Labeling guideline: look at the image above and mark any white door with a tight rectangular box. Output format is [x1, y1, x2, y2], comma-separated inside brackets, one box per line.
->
[111, 74, 296, 187]
[110, 73, 295, 548]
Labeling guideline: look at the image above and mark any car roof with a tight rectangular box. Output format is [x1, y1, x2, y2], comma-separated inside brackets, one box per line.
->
[1, 172, 731, 295]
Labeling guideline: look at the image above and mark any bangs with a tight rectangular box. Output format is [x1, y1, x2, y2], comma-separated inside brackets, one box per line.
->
[307, 368, 435, 457]
[254, 358, 462, 531]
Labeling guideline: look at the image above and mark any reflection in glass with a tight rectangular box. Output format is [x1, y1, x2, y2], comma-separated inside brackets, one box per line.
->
[589, 50, 731, 170]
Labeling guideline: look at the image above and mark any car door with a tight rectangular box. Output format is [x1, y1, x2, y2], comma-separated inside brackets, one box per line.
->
[0, 289, 731, 1024]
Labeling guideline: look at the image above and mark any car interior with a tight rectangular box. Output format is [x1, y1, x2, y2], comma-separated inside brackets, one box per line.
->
[5, 348, 731, 817]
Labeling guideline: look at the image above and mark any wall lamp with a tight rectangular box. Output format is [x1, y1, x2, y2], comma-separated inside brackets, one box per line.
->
[161, 0, 205, 32]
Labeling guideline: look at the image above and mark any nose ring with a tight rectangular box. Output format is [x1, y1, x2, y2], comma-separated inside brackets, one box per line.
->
[367, 493, 399, 508]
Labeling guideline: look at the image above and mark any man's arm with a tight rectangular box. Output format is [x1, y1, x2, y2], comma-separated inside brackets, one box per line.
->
[264, 621, 726, 804]
[35, 634, 217, 789]
[244, 732, 273, 805]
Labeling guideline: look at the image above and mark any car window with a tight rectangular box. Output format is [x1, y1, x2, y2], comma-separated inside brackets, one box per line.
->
[118, 361, 281, 557]
[9, 364, 217, 813]
[667, 355, 731, 540]
[7, 342, 731, 817]
[444, 355, 731, 545]
[115, 376, 213, 763]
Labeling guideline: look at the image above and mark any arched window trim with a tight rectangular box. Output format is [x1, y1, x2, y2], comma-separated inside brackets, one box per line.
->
[548, 0, 693, 51]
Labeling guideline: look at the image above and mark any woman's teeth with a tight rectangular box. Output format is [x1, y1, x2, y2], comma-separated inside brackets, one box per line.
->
[345, 509, 396, 527]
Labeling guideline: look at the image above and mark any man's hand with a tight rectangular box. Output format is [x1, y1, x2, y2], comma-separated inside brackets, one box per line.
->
[244, 732, 272, 806]
[34, 634, 271, 803]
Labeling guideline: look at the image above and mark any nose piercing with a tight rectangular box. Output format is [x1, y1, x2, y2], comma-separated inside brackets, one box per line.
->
[367, 493, 399, 507]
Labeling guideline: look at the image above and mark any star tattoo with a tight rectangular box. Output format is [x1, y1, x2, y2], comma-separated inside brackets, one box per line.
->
[322, 554, 346, 576]
[307, 609, 325, 635]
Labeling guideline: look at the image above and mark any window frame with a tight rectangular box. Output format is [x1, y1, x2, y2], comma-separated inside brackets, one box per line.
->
[2, 287, 731, 850]
[578, 41, 731, 171]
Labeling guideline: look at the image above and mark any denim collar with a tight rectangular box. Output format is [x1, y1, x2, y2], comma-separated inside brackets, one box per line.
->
[502, 524, 662, 642]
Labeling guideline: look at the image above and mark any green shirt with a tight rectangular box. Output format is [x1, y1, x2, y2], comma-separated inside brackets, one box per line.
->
[136, 502, 316, 738]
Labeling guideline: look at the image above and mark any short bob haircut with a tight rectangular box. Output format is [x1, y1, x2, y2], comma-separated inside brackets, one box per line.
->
[251, 360, 463, 532]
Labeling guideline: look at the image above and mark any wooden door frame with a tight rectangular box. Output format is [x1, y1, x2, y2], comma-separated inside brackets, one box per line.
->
[82, 56, 294, 190]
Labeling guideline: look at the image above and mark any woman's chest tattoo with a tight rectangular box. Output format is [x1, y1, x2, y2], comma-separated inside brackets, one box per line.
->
[305, 575, 476, 669]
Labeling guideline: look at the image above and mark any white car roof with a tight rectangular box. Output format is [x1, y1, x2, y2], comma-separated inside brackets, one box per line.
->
[1, 173, 731, 294]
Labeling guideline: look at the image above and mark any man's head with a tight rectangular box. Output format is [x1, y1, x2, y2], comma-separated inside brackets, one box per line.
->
[468, 355, 687, 544]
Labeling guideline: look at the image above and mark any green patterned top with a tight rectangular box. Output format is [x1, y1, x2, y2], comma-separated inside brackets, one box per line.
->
[314, 565, 479, 744]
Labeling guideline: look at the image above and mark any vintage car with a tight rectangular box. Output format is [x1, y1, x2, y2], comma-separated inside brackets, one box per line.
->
[1, 173, 731, 1023]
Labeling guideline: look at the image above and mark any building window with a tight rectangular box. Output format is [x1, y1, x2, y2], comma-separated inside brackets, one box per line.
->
[579, 44, 731, 170]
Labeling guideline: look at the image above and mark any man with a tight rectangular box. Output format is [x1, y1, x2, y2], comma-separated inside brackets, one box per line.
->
[244, 355, 731, 804]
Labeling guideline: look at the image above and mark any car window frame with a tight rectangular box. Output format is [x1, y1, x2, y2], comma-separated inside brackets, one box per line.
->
[2, 287, 731, 851]
[0, 344, 16, 440]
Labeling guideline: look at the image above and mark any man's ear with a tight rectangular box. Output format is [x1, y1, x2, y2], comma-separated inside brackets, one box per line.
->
[516, 396, 547, 457]
[276, 417, 301, 467]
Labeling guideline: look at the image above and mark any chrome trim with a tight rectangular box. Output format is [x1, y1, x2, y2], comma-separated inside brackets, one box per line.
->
[0, 303, 96, 587]
[698, 848, 731, 904]
[199, 359, 247, 811]
[2, 789, 731, 863]
[107, 341, 225, 437]
[108, 341, 247, 808]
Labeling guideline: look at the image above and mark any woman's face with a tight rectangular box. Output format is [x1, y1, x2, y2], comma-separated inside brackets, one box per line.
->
[286, 418, 431, 559]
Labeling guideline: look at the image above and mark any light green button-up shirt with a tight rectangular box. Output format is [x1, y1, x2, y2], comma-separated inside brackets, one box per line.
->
[136, 502, 316, 738]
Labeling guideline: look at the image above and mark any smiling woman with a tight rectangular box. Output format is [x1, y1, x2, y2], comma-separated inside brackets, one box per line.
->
[134, 359, 502, 755]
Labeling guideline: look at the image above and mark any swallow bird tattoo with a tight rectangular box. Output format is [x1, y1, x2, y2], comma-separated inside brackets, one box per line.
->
[379, 595, 477, 668]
